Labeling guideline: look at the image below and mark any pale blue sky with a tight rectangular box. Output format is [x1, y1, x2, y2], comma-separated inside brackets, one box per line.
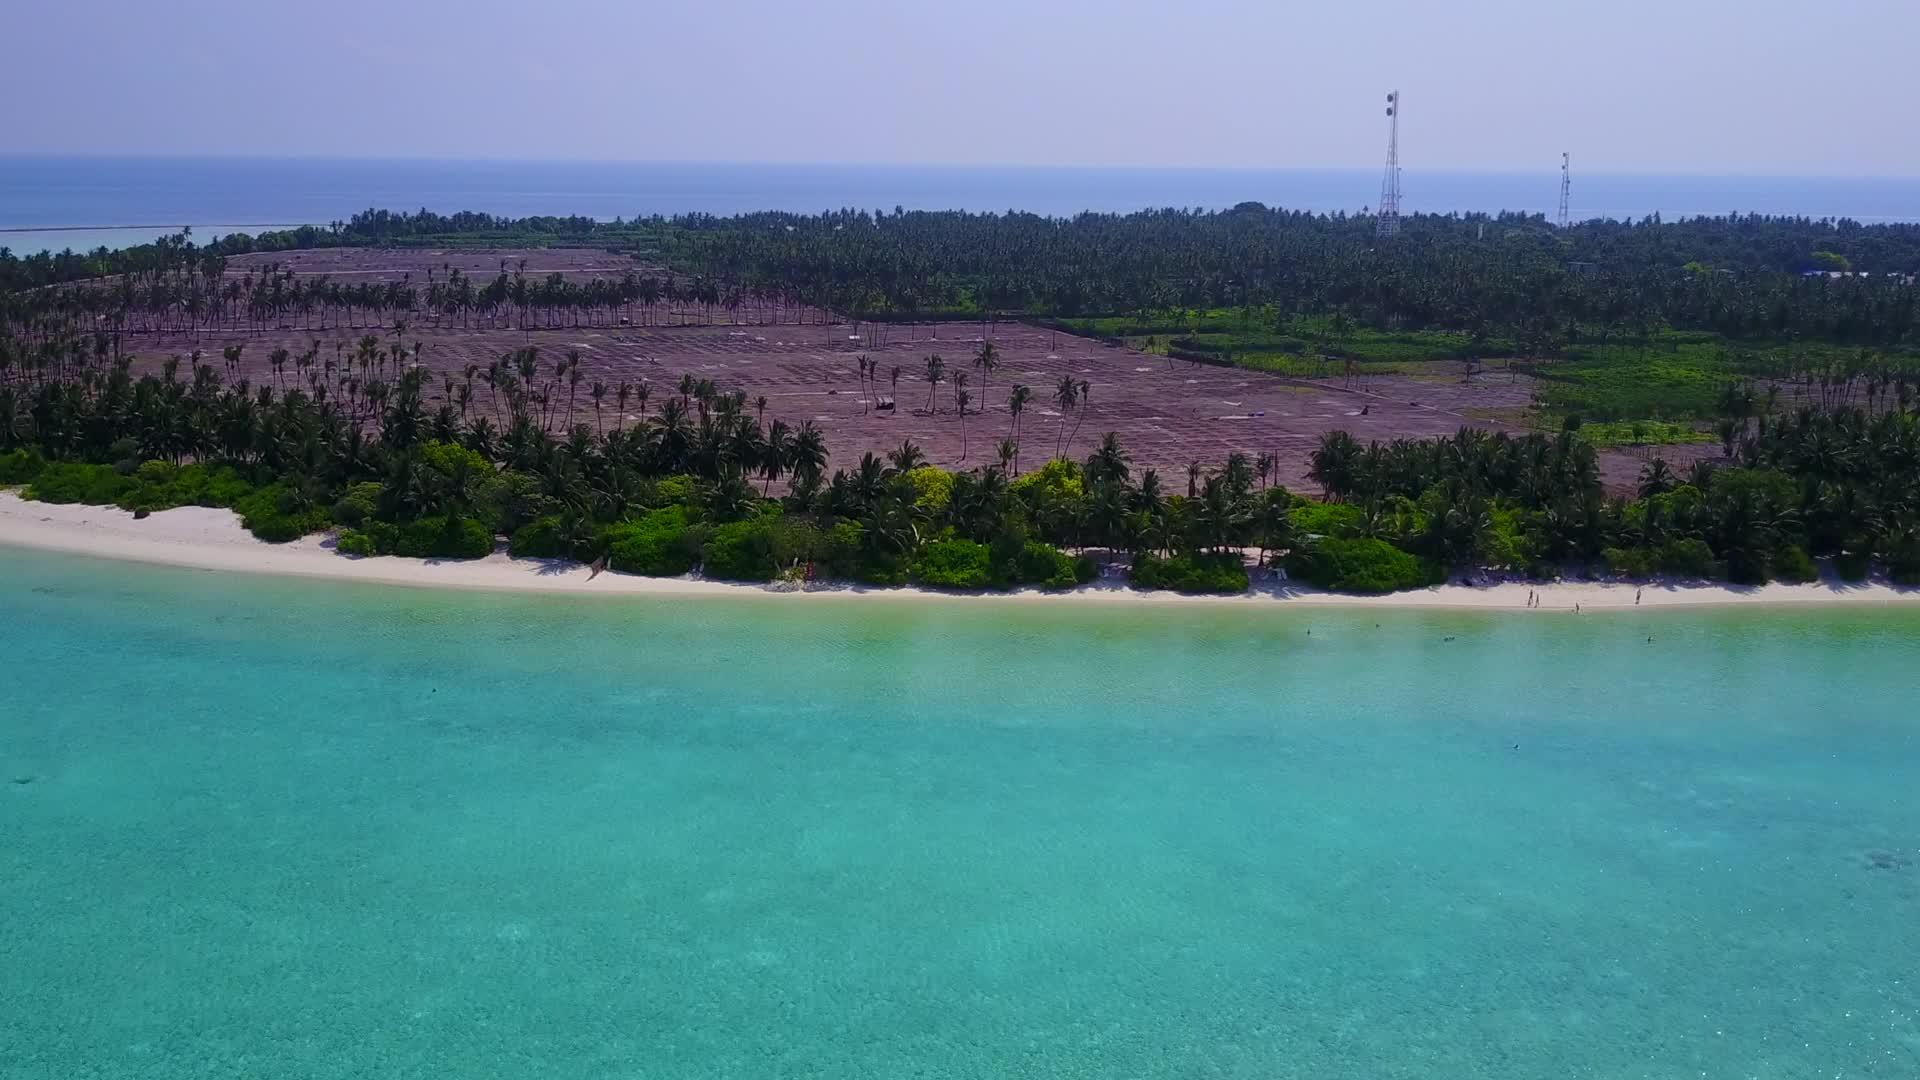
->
[4, 0, 1911, 174]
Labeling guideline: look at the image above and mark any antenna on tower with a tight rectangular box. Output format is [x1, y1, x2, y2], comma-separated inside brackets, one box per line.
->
[1557, 152, 1571, 229]
[1377, 90, 1402, 238]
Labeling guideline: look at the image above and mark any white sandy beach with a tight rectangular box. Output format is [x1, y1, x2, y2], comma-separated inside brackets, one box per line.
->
[2, 491, 1915, 610]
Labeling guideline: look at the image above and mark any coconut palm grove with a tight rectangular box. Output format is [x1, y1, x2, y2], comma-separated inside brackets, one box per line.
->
[4, 204, 1920, 593]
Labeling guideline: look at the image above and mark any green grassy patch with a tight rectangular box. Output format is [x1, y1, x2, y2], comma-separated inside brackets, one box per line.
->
[1574, 420, 1713, 447]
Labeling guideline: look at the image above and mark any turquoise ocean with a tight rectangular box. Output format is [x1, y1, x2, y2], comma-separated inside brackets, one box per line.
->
[3, 547, 1918, 1078]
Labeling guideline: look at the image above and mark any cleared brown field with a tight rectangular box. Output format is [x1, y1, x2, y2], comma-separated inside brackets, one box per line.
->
[112, 248, 1687, 491]
[126, 318, 1689, 492]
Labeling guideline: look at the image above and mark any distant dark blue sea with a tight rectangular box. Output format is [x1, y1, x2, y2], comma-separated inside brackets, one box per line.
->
[5, 156, 1919, 255]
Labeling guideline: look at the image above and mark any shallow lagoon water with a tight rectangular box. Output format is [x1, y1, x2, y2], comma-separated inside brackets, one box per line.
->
[3, 548, 1918, 1078]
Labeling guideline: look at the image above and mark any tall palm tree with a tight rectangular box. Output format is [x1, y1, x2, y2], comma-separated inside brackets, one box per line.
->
[923, 354, 945, 413]
[1066, 379, 1092, 458]
[956, 384, 973, 459]
[973, 341, 999, 411]
[1008, 384, 1031, 443]
[589, 381, 608, 433]
[1052, 376, 1080, 458]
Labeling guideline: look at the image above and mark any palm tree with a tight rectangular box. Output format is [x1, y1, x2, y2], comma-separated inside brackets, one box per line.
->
[973, 341, 999, 410]
[956, 384, 973, 459]
[761, 419, 793, 494]
[1086, 431, 1132, 487]
[1067, 379, 1092, 458]
[923, 354, 946, 413]
[1052, 376, 1080, 458]
[1639, 457, 1677, 498]
[589, 381, 608, 433]
[1008, 384, 1032, 443]
[997, 437, 1018, 476]
[1308, 430, 1362, 500]
[1253, 487, 1295, 567]
[888, 439, 926, 472]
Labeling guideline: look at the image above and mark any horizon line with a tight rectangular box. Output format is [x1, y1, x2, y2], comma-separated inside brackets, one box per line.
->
[3, 152, 1918, 182]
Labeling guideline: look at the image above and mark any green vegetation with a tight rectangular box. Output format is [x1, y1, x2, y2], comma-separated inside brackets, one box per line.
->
[1293, 538, 1431, 594]
[910, 538, 996, 590]
[1573, 420, 1712, 447]
[10, 203, 1920, 596]
[605, 507, 700, 577]
[3, 335, 1915, 592]
[1131, 553, 1249, 594]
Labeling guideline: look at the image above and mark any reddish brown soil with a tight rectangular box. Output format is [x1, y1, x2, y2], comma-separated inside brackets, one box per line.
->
[124, 316, 1678, 493]
[103, 248, 1689, 493]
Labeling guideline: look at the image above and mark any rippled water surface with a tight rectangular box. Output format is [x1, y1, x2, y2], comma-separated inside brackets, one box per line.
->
[3, 548, 1917, 1078]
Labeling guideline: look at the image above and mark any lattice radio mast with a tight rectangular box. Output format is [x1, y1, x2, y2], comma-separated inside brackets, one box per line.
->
[1376, 90, 1402, 238]
[1557, 152, 1572, 229]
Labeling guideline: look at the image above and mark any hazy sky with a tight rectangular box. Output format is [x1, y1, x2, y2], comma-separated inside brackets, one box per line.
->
[4, 0, 1912, 174]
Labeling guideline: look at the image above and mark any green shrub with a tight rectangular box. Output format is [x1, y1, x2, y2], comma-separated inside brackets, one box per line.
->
[701, 518, 788, 582]
[1006, 541, 1082, 588]
[604, 506, 697, 576]
[1131, 552, 1249, 594]
[508, 515, 575, 559]
[1652, 537, 1717, 578]
[653, 475, 698, 506]
[1706, 468, 1800, 510]
[335, 529, 379, 557]
[1072, 554, 1100, 584]
[1772, 545, 1818, 584]
[113, 461, 254, 513]
[132, 459, 178, 488]
[818, 520, 867, 578]
[910, 538, 997, 590]
[849, 553, 909, 586]
[1009, 458, 1084, 503]
[197, 465, 254, 507]
[331, 482, 383, 526]
[0, 449, 46, 485]
[232, 484, 330, 542]
[1289, 500, 1361, 538]
[394, 515, 493, 559]
[23, 462, 134, 505]
[1481, 506, 1539, 569]
[1601, 546, 1654, 578]
[904, 466, 955, 511]
[1834, 550, 1872, 582]
[1294, 537, 1426, 594]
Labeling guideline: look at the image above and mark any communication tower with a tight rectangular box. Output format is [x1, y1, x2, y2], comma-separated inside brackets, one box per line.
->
[1377, 91, 1402, 238]
[1557, 152, 1572, 229]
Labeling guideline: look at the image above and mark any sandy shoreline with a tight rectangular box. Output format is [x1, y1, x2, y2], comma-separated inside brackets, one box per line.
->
[3, 492, 1916, 611]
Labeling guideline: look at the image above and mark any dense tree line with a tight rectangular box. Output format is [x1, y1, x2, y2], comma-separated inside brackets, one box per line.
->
[659, 207, 1920, 349]
[12, 206, 1920, 353]
[4, 326, 1916, 591]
